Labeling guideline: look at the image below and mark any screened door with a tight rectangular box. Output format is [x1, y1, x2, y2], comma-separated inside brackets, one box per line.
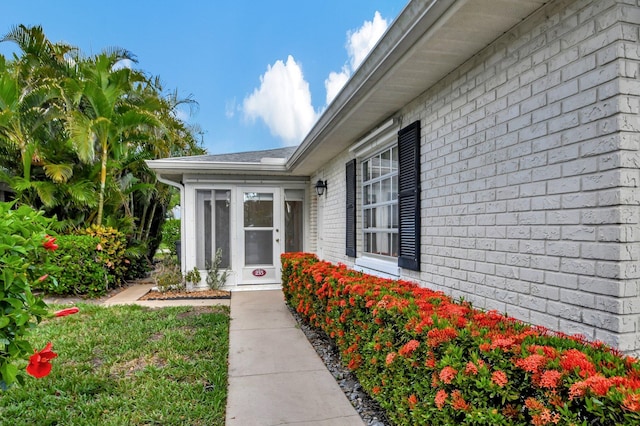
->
[239, 189, 281, 284]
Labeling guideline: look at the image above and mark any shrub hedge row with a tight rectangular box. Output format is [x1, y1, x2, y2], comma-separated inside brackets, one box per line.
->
[34, 226, 128, 298]
[281, 252, 640, 425]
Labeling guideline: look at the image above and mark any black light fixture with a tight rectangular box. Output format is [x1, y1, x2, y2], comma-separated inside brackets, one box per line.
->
[315, 179, 327, 196]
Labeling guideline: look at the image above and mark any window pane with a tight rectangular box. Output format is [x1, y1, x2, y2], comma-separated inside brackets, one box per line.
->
[382, 177, 392, 202]
[387, 205, 394, 228]
[245, 230, 273, 265]
[364, 232, 372, 253]
[392, 205, 398, 228]
[392, 146, 398, 171]
[381, 150, 391, 175]
[244, 193, 273, 227]
[362, 161, 370, 181]
[371, 156, 381, 179]
[372, 232, 388, 256]
[392, 175, 398, 200]
[373, 181, 380, 204]
[392, 233, 398, 257]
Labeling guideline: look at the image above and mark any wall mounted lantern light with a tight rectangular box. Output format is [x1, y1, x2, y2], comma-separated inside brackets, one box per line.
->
[315, 179, 327, 196]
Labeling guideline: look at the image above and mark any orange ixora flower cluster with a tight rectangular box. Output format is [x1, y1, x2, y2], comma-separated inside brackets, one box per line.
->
[281, 253, 640, 426]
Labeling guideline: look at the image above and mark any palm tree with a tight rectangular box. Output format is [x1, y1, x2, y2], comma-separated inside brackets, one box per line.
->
[0, 26, 73, 207]
[0, 25, 206, 267]
[66, 50, 161, 226]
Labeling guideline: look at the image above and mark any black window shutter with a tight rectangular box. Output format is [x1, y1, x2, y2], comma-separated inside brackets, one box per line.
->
[398, 121, 421, 271]
[345, 159, 356, 257]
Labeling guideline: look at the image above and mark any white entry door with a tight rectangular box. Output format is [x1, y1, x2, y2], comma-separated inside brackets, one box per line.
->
[239, 189, 282, 284]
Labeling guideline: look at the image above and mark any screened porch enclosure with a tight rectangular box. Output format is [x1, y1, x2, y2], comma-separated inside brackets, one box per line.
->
[193, 186, 305, 286]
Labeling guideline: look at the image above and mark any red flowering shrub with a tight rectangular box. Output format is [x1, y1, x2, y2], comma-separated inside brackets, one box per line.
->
[282, 252, 640, 425]
[0, 203, 62, 389]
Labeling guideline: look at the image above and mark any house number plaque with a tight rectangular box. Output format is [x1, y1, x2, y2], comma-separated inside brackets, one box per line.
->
[252, 269, 267, 277]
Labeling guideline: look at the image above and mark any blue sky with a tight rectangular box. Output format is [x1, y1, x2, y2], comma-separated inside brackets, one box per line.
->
[0, 1, 407, 155]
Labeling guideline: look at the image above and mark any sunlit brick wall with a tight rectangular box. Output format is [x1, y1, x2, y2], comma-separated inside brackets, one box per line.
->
[398, 0, 640, 353]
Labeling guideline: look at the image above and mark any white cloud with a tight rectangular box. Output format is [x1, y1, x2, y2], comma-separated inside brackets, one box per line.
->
[324, 66, 350, 106]
[347, 11, 388, 71]
[324, 11, 389, 105]
[243, 55, 318, 145]
[242, 11, 390, 144]
[225, 98, 237, 119]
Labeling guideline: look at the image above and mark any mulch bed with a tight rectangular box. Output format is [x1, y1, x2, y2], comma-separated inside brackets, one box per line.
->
[138, 289, 231, 301]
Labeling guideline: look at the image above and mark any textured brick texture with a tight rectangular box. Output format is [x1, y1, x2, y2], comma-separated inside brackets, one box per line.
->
[315, 0, 640, 354]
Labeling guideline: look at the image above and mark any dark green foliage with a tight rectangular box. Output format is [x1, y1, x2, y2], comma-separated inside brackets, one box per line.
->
[0, 202, 56, 388]
[36, 235, 110, 297]
[161, 218, 180, 258]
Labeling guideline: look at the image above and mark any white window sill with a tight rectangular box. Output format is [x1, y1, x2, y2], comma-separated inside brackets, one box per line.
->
[354, 256, 400, 279]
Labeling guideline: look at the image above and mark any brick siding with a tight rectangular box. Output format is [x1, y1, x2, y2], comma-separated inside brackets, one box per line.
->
[315, 0, 640, 353]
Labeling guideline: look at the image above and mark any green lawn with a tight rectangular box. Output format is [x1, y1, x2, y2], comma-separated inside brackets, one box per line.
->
[0, 303, 229, 426]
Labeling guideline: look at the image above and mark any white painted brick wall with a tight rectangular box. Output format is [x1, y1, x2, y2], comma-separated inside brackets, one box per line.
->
[312, 0, 640, 354]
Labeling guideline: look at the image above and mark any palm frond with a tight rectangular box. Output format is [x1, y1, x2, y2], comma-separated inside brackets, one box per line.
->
[43, 163, 73, 183]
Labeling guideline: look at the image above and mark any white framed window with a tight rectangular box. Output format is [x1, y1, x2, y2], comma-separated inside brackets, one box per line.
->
[361, 145, 399, 259]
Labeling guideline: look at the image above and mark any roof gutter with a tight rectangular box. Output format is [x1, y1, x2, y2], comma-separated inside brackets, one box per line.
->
[154, 173, 186, 269]
[146, 159, 289, 173]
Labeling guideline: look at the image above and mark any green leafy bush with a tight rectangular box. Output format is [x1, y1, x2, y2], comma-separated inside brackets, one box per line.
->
[34, 226, 130, 298]
[160, 219, 180, 258]
[78, 225, 127, 290]
[0, 202, 58, 388]
[282, 253, 640, 426]
[37, 235, 111, 297]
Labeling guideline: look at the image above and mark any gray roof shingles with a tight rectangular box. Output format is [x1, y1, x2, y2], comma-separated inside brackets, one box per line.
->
[174, 146, 298, 163]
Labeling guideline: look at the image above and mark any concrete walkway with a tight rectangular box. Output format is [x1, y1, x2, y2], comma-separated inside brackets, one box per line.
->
[102, 286, 363, 425]
[226, 290, 363, 426]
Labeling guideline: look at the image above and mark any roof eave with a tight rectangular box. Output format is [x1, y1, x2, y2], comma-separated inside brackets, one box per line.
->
[286, 0, 459, 173]
[145, 159, 289, 175]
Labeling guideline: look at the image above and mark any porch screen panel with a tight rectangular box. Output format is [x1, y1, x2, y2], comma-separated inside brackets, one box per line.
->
[196, 190, 211, 269]
[196, 189, 231, 269]
[214, 190, 231, 268]
[345, 159, 356, 257]
[398, 120, 421, 271]
[285, 189, 304, 253]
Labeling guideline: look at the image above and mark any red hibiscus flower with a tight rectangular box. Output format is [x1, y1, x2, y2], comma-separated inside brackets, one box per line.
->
[26, 342, 58, 378]
[43, 235, 58, 251]
[54, 307, 80, 317]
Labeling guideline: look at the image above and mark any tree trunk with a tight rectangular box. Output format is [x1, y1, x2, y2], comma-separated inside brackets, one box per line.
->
[96, 143, 108, 226]
[144, 199, 158, 241]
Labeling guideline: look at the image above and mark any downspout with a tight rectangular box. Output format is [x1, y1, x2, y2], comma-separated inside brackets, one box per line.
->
[156, 174, 186, 273]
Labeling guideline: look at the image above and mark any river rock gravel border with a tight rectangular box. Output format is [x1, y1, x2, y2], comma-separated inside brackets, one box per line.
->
[289, 306, 391, 426]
